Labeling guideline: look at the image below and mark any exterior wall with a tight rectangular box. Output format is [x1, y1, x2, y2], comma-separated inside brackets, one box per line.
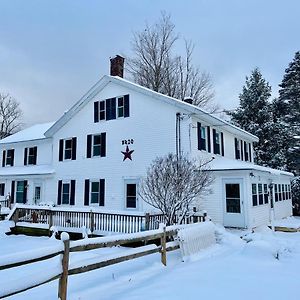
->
[50, 81, 183, 211]
[248, 171, 292, 228]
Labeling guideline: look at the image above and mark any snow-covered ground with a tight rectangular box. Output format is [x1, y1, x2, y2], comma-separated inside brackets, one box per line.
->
[1, 219, 300, 300]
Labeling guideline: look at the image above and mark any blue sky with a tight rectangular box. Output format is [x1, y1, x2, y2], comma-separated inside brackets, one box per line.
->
[0, 0, 299, 126]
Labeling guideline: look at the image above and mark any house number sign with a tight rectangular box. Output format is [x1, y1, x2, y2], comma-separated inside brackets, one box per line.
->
[121, 139, 134, 161]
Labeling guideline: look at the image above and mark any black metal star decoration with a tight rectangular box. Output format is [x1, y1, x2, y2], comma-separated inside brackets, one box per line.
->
[121, 145, 134, 161]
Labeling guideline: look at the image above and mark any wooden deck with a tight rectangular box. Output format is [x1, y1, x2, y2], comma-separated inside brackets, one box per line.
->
[8, 205, 206, 236]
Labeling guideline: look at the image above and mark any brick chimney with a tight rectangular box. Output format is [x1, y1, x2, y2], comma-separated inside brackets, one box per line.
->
[110, 55, 125, 77]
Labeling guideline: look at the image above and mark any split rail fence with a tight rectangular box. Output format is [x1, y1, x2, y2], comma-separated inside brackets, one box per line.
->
[0, 225, 181, 300]
[9, 205, 206, 235]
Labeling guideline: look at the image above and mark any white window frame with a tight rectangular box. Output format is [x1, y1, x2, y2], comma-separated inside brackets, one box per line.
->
[90, 180, 100, 205]
[92, 134, 102, 157]
[26, 147, 36, 165]
[99, 100, 106, 121]
[124, 179, 139, 210]
[64, 139, 73, 160]
[117, 96, 125, 118]
[61, 182, 71, 205]
[5, 149, 14, 166]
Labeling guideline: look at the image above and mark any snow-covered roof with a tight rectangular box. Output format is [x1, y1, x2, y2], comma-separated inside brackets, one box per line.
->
[209, 157, 294, 177]
[0, 165, 55, 176]
[0, 122, 54, 144]
[45, 76, 259, 142]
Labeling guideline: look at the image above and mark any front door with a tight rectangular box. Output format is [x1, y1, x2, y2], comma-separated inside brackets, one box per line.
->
[34, 185, 42, 204]
[223, 179, 245, 228]
[16, 180, 27, 204]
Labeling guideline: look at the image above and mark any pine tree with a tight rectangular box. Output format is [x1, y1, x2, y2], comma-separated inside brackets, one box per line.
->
[276, 51, 300, 174]
[227, 68, 274, 166]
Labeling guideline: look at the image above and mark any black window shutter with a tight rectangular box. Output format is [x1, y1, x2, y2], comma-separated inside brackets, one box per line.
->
[212, 129, 217, 154]
[124, 94, 130, 117]
[72, 137, 77, 160]
[249, 143, 252, 162]
[105, 98, 111, 120]
[86, 135, 92, 158]
[23, 180, 28, 204]
[197, 122, 201, 150]
[240, 140, 244, 160]
[101, 132, 106, 157]
[59, 139, 64, 161]
[221, 132, 224, 156]
[234, 138, 238, 159]
[99, 179, 105, 206]
[11, 149, 14, 166]
[33, 147, 37, 165]
[11, 181, 15, 203]
[57, 180, 62, 205]
[94, 101, 99, 123]
[2, 150, 6, 167]
[207, 127, 211, 153]
[24, 148, 28, 165]
[84, 179, 90, 206]
[111, 98, 116, 120]
[70, 180, 76, 205]
[244, 141, 248, 161]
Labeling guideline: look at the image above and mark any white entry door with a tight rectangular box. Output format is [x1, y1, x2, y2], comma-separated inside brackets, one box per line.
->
[33, 184, 42, 204]
[223, 179, 245, 228]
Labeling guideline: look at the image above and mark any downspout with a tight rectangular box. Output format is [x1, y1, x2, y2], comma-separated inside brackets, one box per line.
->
[176, 113, 181, 159]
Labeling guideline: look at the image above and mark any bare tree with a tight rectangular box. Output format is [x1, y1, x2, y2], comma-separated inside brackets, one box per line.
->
[139, 153, 214, 225]
[0, 93, 22, 139]
[127, 12, 216, 111]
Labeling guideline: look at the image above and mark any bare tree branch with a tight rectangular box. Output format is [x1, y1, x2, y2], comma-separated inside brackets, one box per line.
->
[127, 12, 217, 112]
[0, 93, 22, 139]
[139, 153, 214, 225]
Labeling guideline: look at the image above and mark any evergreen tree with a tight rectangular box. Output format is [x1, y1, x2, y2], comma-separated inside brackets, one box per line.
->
[227, 68, 274, 166]
[276, 51, 300, 175]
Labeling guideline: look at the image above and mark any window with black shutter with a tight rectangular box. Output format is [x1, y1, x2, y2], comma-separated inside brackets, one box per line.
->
[58, 181, 75, 205]
[235, 138, 240, 159]
[87, 133, 106, 158]
[213, 129, 221, 155]
[197, 123, 207, 151]
[5, 149, 14, 166]
[60, 138, 77, 161]
[244, 141, 249, 161]
[24, 147, 37, 165]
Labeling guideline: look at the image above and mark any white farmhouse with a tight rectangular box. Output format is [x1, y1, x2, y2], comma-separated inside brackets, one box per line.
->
[0, 56, 293, 229]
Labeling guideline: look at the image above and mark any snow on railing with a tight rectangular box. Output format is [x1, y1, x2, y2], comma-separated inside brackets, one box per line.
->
[177, 221, 216, 260]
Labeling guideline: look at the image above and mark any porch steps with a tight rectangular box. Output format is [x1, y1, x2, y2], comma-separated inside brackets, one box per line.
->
[273, 226, 300, 233]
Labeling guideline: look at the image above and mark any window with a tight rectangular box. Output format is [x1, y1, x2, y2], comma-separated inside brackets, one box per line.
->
[235, 138, 241, 159]
[62, 183, 70, 204]
[24, 147, 37, 165]
[94, 95, 130, 123]
[57, 180, 75, 205]
[288, 184, 291, 200]
[263, 184, 268, 204]
[99, 100, 106, 120]
[0, 183, 5, 196]
[59, 138, 77, 161]
[252, 184, 258, 206]
[225, 184, 241, 213]
[244, 141, 249, 161]
[2, 149, 15, 167]
[117, 96, 124, 118]
[126, 183, 137, 208]
[213, 129, 223, 155]
[282, 184, 285, 200]
[64, 139, 72, 160]
[258, 184, 263, 205]
[86, 133, 106, 158]
[275, 184, 278, 202]
[278, 184, 282, 201]
[84, 179, 105, 206]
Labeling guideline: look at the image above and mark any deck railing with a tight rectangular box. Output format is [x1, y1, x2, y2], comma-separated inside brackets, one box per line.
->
[0, 199, 9, 208]
[9, 205, 206, 234]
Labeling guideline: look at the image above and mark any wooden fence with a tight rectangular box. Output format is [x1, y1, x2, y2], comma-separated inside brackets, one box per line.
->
[0, 225, 180, 300]
[9, 205, 206, 235]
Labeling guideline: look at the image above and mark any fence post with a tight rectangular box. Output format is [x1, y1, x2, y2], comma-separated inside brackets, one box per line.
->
[90, 210, 94, 233]
[58, 232, 70, 300]
[145, 213, 150, 231]
[203, 212, 207, 222]
[160, 224, 167, 266]
[48, 210, 53, 237]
